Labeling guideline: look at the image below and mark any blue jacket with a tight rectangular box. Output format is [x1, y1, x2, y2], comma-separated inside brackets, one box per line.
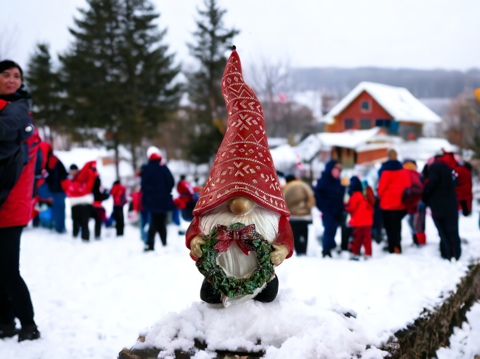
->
[141, 159, 175, 213]
[314, 160, 345, 218]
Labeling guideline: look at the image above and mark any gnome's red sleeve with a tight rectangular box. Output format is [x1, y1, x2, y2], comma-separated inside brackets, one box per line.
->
[186, 216, 202, 261]
[274, 216, 294, 260]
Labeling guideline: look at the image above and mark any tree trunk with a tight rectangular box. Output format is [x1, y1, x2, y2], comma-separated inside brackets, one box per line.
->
[131, 142, 138, 175]
[114, 133, 120, 181]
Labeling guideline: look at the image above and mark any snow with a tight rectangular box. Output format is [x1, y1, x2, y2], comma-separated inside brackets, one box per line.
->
[437, 302, 480, 358]
[2, 209, 479, 358]
[322, 82, 442, 124]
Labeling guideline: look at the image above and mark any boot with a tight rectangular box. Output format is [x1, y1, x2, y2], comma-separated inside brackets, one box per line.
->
[18, 325, 40, 342]
[0, 323, 19, 339]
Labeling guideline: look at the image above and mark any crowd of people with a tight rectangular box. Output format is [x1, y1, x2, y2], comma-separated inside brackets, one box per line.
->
[0, 58, 476, 342]
[281, 148, 472, 262]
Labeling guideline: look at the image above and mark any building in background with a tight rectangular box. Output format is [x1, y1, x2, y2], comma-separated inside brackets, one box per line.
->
[322, 82, 441, 139]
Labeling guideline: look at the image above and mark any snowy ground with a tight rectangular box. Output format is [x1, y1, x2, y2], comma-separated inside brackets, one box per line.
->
[1, 209, 479, 359]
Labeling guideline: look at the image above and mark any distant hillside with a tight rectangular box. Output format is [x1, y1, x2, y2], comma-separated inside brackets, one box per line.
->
[291, 67, 480, 99]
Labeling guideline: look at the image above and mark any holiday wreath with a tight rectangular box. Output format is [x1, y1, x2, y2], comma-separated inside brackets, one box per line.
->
[196, 222, 275, 298]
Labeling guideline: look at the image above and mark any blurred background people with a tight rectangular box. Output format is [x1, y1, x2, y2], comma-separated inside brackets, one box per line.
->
[91, 169, 109, 239]
[44, 144, 68, 233]
[110, 180, 127, 236]
[314, 160, 346, 258]
[345, 176, 375, 260]
[422, 155, 462, 260]
[283, 174, 315, 255]
[63, 162, 97, 241]
[141, 147, 175, 251]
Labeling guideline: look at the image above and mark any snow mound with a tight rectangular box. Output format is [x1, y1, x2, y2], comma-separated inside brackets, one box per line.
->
[135, 291, 387, 358]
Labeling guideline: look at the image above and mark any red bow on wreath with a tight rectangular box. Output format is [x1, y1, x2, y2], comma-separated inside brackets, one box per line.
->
[215, 224, 256, 255]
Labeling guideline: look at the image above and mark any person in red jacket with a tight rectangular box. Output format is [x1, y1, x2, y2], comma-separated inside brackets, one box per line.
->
[62, 162, 97, 241]
[345, 177, 374, 260]
[378, 165, 410, 254]
[0, 60, 41, 341]
[110, 180, 127, 236]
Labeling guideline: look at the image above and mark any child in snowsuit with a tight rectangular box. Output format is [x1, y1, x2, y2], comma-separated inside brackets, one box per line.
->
[345, 177, 374, 259]
[110, 180, 127, 236]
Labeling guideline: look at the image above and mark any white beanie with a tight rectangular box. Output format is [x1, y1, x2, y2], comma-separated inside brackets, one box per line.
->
[147, 146, 162, 159]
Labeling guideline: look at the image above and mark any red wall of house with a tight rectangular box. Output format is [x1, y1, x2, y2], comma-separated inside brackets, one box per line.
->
[357, 148, 388, 164]
[326, 91, 393, 133]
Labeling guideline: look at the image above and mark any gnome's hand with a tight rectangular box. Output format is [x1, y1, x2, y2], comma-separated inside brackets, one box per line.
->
[270, 244, 289, 265]
[190, 236, 206, 259]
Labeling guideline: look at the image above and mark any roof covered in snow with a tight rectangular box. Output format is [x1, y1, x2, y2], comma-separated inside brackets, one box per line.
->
[291, 127, 390, 162]
[322, 81, 442, 124]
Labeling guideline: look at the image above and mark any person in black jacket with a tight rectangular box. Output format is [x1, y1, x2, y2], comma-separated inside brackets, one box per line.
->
[422, 157, 461, 260]
[314, 160, 345, 257]
[141, 147, 175, 251]
[91, 171, 109, 239]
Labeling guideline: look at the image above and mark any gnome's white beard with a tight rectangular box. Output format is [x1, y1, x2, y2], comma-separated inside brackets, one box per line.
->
[199, 202, 280, 280]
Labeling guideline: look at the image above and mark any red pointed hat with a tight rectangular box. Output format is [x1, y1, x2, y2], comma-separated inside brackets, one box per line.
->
[193, 48, 289, 217]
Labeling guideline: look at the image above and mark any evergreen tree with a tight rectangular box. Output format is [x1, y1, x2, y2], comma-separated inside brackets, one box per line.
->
[59, 0, 181, 176]
[26, 43, 62, 143]
[186, 0, 239, 164]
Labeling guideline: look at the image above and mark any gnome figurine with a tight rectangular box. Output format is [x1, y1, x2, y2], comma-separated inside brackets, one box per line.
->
[186, 47, 294, 307]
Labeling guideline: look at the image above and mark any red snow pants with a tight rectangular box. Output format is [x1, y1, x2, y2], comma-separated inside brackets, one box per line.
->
[351, 225, 372, 256]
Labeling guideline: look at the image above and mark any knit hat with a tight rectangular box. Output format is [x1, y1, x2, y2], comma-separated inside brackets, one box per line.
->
[146, 146, 162, 160]
[193, 48, 289, 217]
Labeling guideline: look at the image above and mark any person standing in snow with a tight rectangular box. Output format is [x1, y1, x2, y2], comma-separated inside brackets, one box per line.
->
[110, 180, 127, 236]
[0, 60, 41, 341]
[345, 176, 375, 260]
[422, 156, 461, 260]
[377, 150, 409, 254]
[63, 162, 97, 241]
[44, 144, 68, 233]
[141, 146, 175, 251]
[402, 160, 424, 245]
[283, 174, 315, 255]
[91, 170, 109, 239]
[314, 160, 346, 258]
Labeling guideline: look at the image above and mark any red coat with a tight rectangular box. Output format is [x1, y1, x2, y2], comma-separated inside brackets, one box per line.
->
[0, 129, 41, 228]
[185, 215, 294, 263]
[378, 169, 411, 211]
[455, 165, 473, 210]
[111, 183, 127, 206]
[61, 161, 97, 198]
[131, 191, 143, 212]
[345, 192, 373, 227]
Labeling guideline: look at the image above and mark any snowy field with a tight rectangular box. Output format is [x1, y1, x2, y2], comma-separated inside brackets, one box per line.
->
[2, 210, 480, 359]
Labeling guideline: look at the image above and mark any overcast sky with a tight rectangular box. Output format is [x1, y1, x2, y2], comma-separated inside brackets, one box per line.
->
[1, 0, 479, 72]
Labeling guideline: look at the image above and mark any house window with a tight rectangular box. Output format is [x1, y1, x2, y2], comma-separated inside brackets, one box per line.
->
[375, 119, 399, 134]
[344, 118, 354, 130]
[361, 100, 371, 112]
[360, 118, 371, 129]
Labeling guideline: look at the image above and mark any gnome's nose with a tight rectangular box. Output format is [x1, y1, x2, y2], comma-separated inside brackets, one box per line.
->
[229, 197, 254, 215]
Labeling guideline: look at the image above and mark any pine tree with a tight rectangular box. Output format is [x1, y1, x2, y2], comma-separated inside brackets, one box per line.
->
[26, 43, 62, 143]
[59, 0, 181, 177]
[186, 0, 239, 164]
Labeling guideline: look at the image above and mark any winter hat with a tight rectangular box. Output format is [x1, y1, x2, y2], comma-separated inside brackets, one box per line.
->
[0, 60, 23, 79]
[348, 176, 363, 195]
[146, 146, 162, 161]
[70, 164, 78, 170]
[193, 47, 289, 217]
[285, 174, 296, 183]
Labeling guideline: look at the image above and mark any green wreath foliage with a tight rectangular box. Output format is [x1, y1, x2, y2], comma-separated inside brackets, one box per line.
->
[196, 222, 275, 298]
